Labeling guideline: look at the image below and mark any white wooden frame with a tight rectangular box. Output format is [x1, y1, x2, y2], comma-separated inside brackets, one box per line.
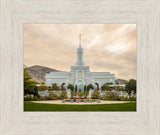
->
[0, 0, 160, 134]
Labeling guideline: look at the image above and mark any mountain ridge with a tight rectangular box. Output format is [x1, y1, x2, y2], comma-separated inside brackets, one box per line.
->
[25, 65, 128, 84]
[25, 65, 60, 83]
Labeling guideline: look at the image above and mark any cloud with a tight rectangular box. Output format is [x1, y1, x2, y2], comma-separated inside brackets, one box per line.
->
[24, 24, 136, 80]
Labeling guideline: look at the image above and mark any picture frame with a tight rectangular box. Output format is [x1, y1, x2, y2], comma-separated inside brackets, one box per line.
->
[0, 0, 159, 134]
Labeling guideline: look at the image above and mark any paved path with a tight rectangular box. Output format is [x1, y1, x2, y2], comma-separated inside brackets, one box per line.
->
[32, 100, 132, 105]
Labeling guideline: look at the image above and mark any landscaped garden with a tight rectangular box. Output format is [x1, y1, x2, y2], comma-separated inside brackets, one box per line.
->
[24, 68, 136, 111]
[24, 90, 136, 111]
[24, 90, 136, 102]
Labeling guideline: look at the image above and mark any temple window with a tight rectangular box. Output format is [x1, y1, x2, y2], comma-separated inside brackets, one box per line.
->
[78, 70, 83, 78]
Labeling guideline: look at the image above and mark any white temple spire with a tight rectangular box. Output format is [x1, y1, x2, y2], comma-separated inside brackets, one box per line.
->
[79, 34, 81, 48]
[75, 34, 85, 66]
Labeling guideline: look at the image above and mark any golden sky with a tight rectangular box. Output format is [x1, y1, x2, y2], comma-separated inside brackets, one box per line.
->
[24, 24, 136, 80]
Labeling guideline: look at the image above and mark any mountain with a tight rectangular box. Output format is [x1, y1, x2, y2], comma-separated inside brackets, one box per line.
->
[25, 65, 128, 84]
[115, 79, 128, 84]
[25, 65, 60, 83]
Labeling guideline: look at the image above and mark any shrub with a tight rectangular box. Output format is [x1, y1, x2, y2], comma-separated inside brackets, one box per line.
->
[101, 84, 111, 91]
[48, 92, 57, 100]
[71, 92, 76, 98]
[51, 83, 60, 90]
[24, 96, 41, 101]
[78, 92, 83, 97]
[105, 91, 109, 97]
[38, 85, 49, 91]
[109, 92, 118, 97]
[83, 91, 89, 98]
[59, 91, 67, 99]
[102, 92, 136, 101]
[92, 90, 101, 99]
[44, 96, 49, 100]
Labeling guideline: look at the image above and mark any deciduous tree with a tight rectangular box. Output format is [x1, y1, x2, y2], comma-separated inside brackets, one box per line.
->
[51, 83, 60, 90]
[125, 79, 136, 94]
[84, 85, 87, 91]
[38, 85, 49, 91]
[87, 84, 94, 91]
[101, 83, 111, 91]
[24, 68, 38, 96]
[67, 83, 74, 91]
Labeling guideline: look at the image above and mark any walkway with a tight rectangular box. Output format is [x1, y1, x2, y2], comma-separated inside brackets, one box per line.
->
[32, 100, 133, 105]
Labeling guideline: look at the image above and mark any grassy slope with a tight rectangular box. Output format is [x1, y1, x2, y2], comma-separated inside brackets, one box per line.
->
[24, 102, 136, 111]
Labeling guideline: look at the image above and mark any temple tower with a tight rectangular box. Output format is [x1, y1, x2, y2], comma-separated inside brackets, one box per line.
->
[75, 34, 85, 66]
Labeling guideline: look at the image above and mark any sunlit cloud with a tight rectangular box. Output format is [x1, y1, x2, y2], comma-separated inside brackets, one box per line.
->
[24, 24, 136, 80]
[88, 35, 100, 47]
[107, 44, 127, 54]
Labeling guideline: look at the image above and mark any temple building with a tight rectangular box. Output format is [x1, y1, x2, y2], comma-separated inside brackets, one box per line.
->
[45, 35, 115, 92]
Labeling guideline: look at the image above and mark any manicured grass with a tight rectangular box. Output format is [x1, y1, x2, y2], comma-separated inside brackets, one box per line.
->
[24, 101, 136, 111]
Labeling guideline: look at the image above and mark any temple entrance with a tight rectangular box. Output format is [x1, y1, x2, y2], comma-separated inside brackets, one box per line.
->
[94, 83, 99, 90]
[61, 83, 66, 90]
[77, 80, 84, 92]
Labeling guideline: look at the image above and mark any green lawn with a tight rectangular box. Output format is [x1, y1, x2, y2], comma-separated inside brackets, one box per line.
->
[24, 101, 136, 111]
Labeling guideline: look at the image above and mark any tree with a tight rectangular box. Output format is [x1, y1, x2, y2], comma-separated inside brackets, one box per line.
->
[115, 86, 121, 91]
[116, 86, 125, 91]
[87, 84, 94, 91]
[106, 82, 113, 85]
[33, 86, 40, 98]
[75, 85, 77, 92]
[84, 85, 87, 91]
[38, 85, 49, 91]
[101, 83, 111, 91]
[125, 79, 136, 94]
[51, 83, 59, 90]
[67, 83, 74, 91]
[24, 68, 38, 96]
[48, 86, 51, 90]
[61, 85, 66, 90]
